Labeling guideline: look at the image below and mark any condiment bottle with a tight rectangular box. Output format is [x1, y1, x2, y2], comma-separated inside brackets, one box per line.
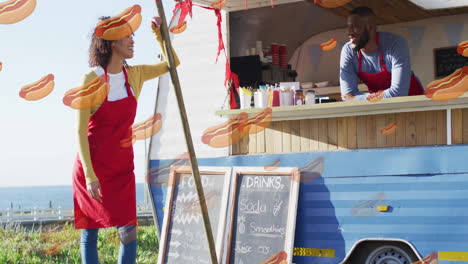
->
[295, 90, 304, 105]
[305, 90, 316, 105]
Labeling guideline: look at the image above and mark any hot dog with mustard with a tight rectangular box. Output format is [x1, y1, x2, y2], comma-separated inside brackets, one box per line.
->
[132, 113, 163, 140]
[94, 5, 142, 41]
[201, 112, 248, 148]
[425, 66, 468, 102]
[63, 74, 110, 109]
[0, 0, 36, 24]
[19, 74, 54, 101]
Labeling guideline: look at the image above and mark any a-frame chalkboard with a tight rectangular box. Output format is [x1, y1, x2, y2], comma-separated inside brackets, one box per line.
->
[158, 166, 232, 264]
[225, 167, 300, 264]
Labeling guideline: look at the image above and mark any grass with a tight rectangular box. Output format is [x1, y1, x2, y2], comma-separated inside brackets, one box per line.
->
[0, 222, 159, 264]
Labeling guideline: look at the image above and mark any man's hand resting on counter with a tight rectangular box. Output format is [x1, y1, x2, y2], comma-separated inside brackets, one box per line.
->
[342, 92, 372, 101]
[342, 93, 355, 101]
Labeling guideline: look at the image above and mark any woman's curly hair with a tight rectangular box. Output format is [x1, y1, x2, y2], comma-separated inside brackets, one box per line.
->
[88, 16, 113, 68]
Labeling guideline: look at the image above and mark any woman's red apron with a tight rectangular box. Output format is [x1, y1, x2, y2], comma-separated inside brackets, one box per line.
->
[73, 67, 137, 229]
[357, 33, 424, 96]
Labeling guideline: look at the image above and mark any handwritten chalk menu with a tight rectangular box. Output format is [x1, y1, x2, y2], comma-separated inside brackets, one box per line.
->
[434, 46, 468, 78]
[226, 167, 300, 264]
[158, 166, 232, 264]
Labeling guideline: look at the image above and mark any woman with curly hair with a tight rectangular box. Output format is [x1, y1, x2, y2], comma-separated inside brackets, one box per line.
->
[72, 14, 179, 264]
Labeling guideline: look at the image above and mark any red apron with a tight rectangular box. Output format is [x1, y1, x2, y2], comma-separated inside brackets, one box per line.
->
[358, 33, 424, 96]
[73, 67, 137, 229]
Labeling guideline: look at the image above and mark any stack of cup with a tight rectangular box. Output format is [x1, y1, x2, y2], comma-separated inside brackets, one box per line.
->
[280, 90, 294, 106]
[240, 94, 252, 109]
[254, 90, 270, 108]
[271, 43, 279, 66]
[279, 44, 288, 68]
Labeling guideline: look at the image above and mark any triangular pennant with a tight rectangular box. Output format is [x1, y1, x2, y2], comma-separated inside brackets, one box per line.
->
[308, 45, 322, 72]
[406, 26, 426, 55]
[443, 23, 464, 46]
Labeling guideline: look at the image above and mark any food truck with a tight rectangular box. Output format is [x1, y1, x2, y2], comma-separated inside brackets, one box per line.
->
[148, 0, 468, 263]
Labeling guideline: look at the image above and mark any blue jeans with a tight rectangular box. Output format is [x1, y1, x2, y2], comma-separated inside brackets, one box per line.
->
[81, 225, 137, 264]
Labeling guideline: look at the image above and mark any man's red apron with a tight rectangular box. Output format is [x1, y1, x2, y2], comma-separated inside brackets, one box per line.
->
[357, 33, 424, 96]
[73, 67, 137, 229]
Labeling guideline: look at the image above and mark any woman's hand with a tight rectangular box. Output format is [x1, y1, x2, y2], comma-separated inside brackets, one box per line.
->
[87, 181, 103, 202]
[151, 17, 162, 31]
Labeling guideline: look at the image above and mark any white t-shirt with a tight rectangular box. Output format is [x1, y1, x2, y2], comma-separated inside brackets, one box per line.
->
[93, 66, 134, 101]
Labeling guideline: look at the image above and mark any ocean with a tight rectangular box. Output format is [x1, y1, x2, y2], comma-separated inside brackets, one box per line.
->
[0, 183, 147, 210]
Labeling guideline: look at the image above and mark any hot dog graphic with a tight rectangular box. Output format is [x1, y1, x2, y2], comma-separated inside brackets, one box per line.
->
[260, 251, 288, 264]
[366, 90, 384, 103]
[412, 252, 438, 264]
[264, 159, 281, 171]
[238, 107, 273, 134]
[147, 152, 190, 186]
[313, 0, 352, 8]
[201, 112, 248, 148]
[170, 20, 187, 34]
[94, 5, 142, 41]
[457, 40, 468, 57]
[132, 113, 163, 140]
[320, 38, 337, 51]
[19, 74, 54, 101]
[380, 122, 397, 136]
[210, 0, 227, 9]
[292, 156, 324, 183]
[63, 74, 110, 109]
[0, 0, 36, 24]
[425, 66, 468, 102]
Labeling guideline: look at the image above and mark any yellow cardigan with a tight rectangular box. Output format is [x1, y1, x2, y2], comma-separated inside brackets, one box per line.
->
[77, 29, 180, 184]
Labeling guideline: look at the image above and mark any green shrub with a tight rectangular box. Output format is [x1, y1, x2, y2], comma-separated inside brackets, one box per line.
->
[0, 223, 159, 264]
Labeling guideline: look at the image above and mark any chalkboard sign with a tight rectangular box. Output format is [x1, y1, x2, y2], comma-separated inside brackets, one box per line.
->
[434, 46, 468, 78]
[158, 166, 232, 264]
[226, 167, 300, 264]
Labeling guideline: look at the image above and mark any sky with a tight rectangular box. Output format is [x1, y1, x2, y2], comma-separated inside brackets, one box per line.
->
[0, 0, 175, 187]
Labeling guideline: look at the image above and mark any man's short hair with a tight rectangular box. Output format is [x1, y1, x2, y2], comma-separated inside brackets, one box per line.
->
[350, 6, 375, 17]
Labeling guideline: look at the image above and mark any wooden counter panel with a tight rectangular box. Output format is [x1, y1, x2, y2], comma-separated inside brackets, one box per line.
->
[395, 113, 406, 147]
[290, 120, 301, 153]
[299, 119, 311, 152]
[318, 119, 328, 151]
[463, 109, 468, 144]
[426, 112, 437, 145]
[452, 108, 468, 144]
[385, 114, 396, 147]
[376, 115, 387, 148]
[273, 121, 283, 153]
[405, 112, 417, 147]
[265, 123, 274, 154]
[367, 115, 377, 149]
[452, 109, 463, 144]
[356, 116, 367, 149]
[310, 119, 320, 151]
[416, 112, 427, 146]
[232, 109, 450, 155]
[282, 121, 292, 153]
[346, 116, 357, 149]
[327, 118, 338, 150]
[436, 110, 447, 145]
[256, 125, 265, 153]
[337, 117, 348, 150]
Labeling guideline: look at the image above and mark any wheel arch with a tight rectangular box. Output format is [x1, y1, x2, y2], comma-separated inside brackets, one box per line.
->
[340, 238, 422, 264]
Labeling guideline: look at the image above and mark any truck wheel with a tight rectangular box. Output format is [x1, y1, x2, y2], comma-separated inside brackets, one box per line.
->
[364, 245, 417, 264]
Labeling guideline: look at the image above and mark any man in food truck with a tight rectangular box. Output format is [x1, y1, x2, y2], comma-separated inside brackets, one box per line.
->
[340, 6, 424, 101]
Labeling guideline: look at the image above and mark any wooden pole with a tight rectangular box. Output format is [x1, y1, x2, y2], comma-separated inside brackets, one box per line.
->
[153, 1, 219, 264]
